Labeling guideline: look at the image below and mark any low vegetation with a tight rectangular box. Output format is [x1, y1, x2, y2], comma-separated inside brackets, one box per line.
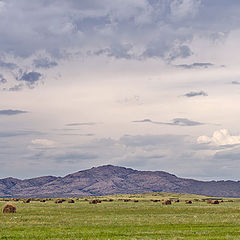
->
[1, 192, 240, 239]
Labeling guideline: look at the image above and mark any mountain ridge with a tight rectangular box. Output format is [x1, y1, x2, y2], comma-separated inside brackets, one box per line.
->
[1, 165, 240, 198]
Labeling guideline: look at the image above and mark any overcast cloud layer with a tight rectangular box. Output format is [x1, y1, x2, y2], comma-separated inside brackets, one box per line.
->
[1, 0, 240, 180]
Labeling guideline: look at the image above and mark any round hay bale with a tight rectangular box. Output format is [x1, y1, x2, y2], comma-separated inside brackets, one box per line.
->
[134, 200, 139, 202]
[23, 198, 31, 203]
[40, 199, 46, 202]
[89, 199, 98, 204]
[175, 200, 180, 203]
[2, 203, 16, 213]
[68, 199, 75, 203]
[185, 200, 192, 204]
[55, 199, 63, 204]
[211, 200, 219, 204]
[108, 199, 114, 202]
[162, 200, 172, 205]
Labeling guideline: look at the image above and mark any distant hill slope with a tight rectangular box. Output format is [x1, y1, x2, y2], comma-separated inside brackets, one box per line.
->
[1, 165, 240, 198]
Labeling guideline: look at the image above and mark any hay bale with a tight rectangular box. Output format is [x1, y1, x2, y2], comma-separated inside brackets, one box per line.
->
[68, 199, 75, 203]
[55, 199, 63, 204]
[206, 199, 212, 204]
[134, 200, 139, 202]
[2, 203, 16, 213]
[185, 200, 192, 204]
[40, 199, 46, 202]
[89, 199, 98, 204]
[108, 199, 114, 202]
[124, 199, 130, 202]
[175, 200, 180, 203]
[162, 200, 172, 205]
[23, 198, 31, 203]
[211, 200, 219, 204]
[228, 200, 234, 202]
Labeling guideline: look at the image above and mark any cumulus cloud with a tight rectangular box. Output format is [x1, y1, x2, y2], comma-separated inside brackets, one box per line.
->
[133, 118, 204, 126]
[184, 91, 208, 97]
[0, 0, 234, 92]
[197, 129, 240, 146]
[0, 0, 220, 64]
[0, 109, 28, 115]
[15, 70, 42, 89]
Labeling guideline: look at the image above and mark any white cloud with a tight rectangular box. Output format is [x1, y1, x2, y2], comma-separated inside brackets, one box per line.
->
[31, 138, 55, 147]
[197, 129, 240, 146]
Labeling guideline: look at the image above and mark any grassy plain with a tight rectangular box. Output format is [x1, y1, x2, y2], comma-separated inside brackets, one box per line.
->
[0, 192, 240, 240]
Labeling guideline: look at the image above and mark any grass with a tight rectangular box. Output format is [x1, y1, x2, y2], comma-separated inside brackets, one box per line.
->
[0, 193, 240, 239]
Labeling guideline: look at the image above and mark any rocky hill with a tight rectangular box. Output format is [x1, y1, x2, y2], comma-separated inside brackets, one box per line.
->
[0, 165, 240, 198]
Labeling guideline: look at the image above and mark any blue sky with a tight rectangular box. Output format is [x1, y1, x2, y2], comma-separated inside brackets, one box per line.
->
[1, 0, 240, 180]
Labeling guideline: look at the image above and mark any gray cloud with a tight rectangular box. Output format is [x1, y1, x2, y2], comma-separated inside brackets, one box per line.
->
[0, 0, 218, 63]
[231, 81, 240, 85]
[162, 118, 204, 126]
[133, 118, 204, 126]
[166, 45, 193, 62]
[33, 57, 58, 69]
[184, 91, 208, 97]
[16, 71, 42, 88]
[133, 119, 152, 123]
[175, 63, 214, 69]
[65, 122, 97, 126]
[0, 60, 18, 70]
[0, 130, 40, 138]
[0, 74, 7, 84]
[94, 44, 134, 59]
[0, 109, 28, 115]
[58, 133, 95, 136]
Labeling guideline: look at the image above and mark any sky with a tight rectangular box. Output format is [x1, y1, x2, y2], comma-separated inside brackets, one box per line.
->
[1, 0, 240, 180]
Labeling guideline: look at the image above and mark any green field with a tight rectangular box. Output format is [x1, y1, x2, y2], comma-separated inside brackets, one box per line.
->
[1, 193, 240, 240]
